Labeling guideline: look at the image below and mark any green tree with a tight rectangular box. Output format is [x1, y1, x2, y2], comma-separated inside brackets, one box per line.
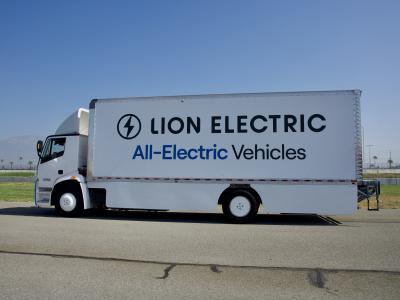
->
[372, 155, 378, 168]
[388, 159, 393, 169]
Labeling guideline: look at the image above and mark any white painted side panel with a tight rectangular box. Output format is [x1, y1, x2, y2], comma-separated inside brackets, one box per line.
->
[88, 181, 356, 215]
[90, 91, 359, 180]
[88, 181, 229, 211]
[85, 91, 360, 214]
[253, 184, 357, 214]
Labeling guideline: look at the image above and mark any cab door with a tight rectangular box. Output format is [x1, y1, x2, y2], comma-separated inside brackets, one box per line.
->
[37, 137, 68, 188]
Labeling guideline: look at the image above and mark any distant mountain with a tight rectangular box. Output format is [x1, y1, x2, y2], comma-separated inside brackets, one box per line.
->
[0, 136, 41, 169]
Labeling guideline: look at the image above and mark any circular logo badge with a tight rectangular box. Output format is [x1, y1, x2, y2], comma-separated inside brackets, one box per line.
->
[117, 114, 141, 139]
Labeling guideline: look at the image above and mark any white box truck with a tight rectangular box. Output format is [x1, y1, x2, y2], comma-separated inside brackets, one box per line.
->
[35, 90, 362, 222]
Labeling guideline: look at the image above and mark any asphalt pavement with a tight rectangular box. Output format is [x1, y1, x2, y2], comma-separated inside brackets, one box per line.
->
[1, 202, 399, 299]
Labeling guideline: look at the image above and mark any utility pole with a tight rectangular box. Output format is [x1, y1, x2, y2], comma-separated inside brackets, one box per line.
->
[388, 151, 393, 169]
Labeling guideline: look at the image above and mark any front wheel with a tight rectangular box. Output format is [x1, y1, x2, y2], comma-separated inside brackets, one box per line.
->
[222, 189, 259, 223]
[55, 189, 83, 217]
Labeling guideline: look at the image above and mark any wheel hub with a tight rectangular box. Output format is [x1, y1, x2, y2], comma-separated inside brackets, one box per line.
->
[59, 193, 77, 212]
[229, 196, 251, 217]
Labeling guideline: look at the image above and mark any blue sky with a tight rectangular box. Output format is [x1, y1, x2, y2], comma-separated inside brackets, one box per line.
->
[0, 0, 399, 162]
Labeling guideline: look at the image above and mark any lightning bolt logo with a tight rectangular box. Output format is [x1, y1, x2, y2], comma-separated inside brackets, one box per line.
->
[124, 116, 134, 137]
[117, 114, 142, 140]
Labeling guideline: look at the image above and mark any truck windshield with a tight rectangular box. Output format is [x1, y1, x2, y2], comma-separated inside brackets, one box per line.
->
[41, 137, 66, 163]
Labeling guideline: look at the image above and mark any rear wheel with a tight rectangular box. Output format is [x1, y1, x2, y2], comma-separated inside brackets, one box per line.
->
[55, 187, 83, 217]
[222, 189, 259, 223]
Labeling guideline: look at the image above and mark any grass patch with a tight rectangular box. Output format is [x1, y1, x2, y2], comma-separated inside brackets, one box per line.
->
[0, 182, 34, 202]
[0, 172, 35, 177]
[358, 184, 400, 209]
[363, 173, 400, 179]
[381, 185, 400, 196]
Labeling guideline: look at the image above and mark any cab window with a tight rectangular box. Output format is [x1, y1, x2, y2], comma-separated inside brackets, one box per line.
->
[40, 137, 66, 163]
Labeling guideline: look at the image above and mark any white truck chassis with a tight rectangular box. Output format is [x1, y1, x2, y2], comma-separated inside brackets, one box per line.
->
[35, 90, 362, 223]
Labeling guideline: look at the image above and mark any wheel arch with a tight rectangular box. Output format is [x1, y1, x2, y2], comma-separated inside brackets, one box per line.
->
[50, 176, 91, 209]
[218, 184, 262, 205]
[51, 180, 82, 206]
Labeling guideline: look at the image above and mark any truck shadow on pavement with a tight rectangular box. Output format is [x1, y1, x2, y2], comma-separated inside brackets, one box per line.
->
[0, 205, 341, 225]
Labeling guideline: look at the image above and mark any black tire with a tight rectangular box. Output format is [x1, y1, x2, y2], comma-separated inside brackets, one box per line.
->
[54, 186, 84, 217]
[221, 189, 259, 223]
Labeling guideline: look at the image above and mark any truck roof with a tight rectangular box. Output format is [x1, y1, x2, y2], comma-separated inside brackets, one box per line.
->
[90, 89, 361, 109]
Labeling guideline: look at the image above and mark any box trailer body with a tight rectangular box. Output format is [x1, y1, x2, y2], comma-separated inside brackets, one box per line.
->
[35, 90, 362, 222]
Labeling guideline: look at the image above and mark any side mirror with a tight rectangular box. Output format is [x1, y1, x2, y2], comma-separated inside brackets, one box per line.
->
[36, 140, 43, 157]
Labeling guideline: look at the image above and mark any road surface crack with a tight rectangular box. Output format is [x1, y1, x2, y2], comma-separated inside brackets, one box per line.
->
[1, 250, 399, 276]
[156, 264, 176, 279]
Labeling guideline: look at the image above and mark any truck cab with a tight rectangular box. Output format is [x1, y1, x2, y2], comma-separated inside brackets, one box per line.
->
[35, 109, 91, 215]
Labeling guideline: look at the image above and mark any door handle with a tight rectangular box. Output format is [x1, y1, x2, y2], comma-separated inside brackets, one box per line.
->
[58, 170, 63, 175]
